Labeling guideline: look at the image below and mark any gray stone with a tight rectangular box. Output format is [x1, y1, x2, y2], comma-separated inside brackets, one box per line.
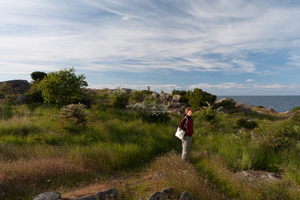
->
[178, 191, 193, 200]
[152, 92, 160, 99]
[151, 171, 165, 180]
[171, 102, 181, 108]
[172, 95, 181, 102]
[217, 106, 228, 113]
[15, 94, 26, 104]
[160, 93, 169, 103]
[148, 187, 174, 200]
[147, 86, 150, 91]
[34, 191, 62, 200]
[0, 80, 29, 91]
[121, 88, 132, 95]
[73, 188, 117, 200]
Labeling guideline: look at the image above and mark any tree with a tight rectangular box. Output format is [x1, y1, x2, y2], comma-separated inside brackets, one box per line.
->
[187, 88, 216, 110]
[31, 71, 47, 82]
[37, 68, 88, 105]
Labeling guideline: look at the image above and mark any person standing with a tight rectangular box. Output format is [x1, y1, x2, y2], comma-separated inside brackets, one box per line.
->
[178, 107, 194, 162]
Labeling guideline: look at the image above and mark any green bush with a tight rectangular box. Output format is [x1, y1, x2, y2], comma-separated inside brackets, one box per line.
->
[130, 90, 144, 103]
[24, 83, 43, 103]
[204, 108, 215, 121]
[237, 118, 258, 129]
[255, 105, 265, 109]
[31, 71, 47, 82]
[290, 106, 300, 113]
[37, 68, 88, 105]
[60, 103, 88, 132]
[139, 90, 153, 95]
[127, 98, 170, 123]
[112, 87, 129, 109]
[187, 88, 216, 110]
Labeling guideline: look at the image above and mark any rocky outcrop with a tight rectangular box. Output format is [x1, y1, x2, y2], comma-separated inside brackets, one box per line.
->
[160, 93, 169, 103]
[15, 94, 26, 104]
[234, 170, 280, 182]
[34, 191, 62, 200]
[121, 88, 132, 95]
[148, 187, 175, 200]
[0, 80, 29, 92]
[152, 92, 160, 99]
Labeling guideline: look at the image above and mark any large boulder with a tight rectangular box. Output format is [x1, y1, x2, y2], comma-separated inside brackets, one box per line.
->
[148, 187, 174, 200]
[172, 95, 181, 102]
[0, 80, 29, 92]
[160, 93, 169, 103]
[121, 88, 132, 95]
[152, 92, 160, 99]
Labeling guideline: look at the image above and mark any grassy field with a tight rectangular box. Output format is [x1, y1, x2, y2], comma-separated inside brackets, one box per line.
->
[1, 92, 300, 199]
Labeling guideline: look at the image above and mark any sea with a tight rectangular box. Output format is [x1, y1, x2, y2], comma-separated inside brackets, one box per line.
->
[217, 96, 300, 113]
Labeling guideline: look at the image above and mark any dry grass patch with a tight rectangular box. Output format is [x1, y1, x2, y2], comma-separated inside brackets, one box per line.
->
[0, 158, 86, 198]
[129, 151, 225, 200]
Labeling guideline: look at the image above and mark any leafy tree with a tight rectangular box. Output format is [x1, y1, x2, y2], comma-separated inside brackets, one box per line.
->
[187, 88, 216, 110]
[37, 68, 88, 105]
[172, 89, 189, 104]
[112, 87, 129, 108]
[31, 71, 47, 82]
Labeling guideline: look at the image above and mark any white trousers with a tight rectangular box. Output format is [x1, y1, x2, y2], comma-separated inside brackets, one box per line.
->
[182, 136, 192, 161]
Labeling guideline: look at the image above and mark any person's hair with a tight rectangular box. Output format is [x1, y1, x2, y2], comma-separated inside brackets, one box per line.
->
[185, 107, 194, 114]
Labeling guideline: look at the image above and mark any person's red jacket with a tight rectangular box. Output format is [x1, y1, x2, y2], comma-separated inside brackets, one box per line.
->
[178, 115, 194, 137]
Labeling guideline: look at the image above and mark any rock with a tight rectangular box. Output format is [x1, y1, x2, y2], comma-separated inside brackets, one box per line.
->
[121, 88, 132, 95]
[178, 191, 193, 200]
[0, 80, 29, 92]
[34, 191, 62, 200]
[151, 171, 165, 180]
[147, 86, 150, 91]
[236, 106, 252, 113]
[217, 106, 228, 114]
[15, 94, 26, 104]
[152, 92, 160, 99]
[282, 111, 290, 114]
[148, 187, 174, 200]
[172, 95, 181, 102]
[73, 188, 117, 200]
[215, 98, 237, 108]
[171, 102, 181, 108]
[160, 93, 169, 103]
[267, 107, 276, 112]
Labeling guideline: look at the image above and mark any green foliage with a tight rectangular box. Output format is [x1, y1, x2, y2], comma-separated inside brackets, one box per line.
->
[31, 71, 47, 82]
[236, 118, 258, 130]
[256, 105, 265, 109]
[0, 83, 17, 103]
[172, 89, 189, 104]
[127, 98, 170, 123]
[290, 106, 300, 113]
[130, 90, 144, 103]
[204, 108, 215, 121]
[139, 90, 153, 95]
[37, 68, 88, 105]
[112, 87, 129, 108]
[187, 88, 216, 110]
[60, 103, 88, 132]
[24, 83, 43, 103]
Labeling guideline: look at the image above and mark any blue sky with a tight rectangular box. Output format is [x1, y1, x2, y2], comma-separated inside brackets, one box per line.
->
[1, 0, 300, 95]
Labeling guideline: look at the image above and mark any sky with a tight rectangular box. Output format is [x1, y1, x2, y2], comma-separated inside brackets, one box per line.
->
[1, 0, 300, 96]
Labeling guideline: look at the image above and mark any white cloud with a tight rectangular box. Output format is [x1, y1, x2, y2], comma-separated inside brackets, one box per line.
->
[246, 79, 254, 82]
[121, 16, 130, 20]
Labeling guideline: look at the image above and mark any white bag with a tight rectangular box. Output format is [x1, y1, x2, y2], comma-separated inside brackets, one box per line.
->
[175, 127, 186, 140]
[175, 117, 188, 140]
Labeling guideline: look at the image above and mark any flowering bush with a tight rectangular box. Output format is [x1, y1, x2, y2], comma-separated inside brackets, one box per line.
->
[112, 87, 129, 108]
[127, 98, 170, 123]
[60, 103, 89, 131]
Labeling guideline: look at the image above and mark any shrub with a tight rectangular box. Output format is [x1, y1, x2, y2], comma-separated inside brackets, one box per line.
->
[290, 106, 300, 113]
[187, 88, 216, 110]
[204, 108, 215, 122]
[140, 90, 153, 95]
[31, 71, 47, 82]
[127, 98, 170, 123]
[60, 103, 89, 131]
[112, 87, 129, 109]
[37, 68, 88, 105]
[24, 83, 43, 103]
[130, 90, 144, 103]
[256, 105, 265, 109]
[236, 118, 258, 130]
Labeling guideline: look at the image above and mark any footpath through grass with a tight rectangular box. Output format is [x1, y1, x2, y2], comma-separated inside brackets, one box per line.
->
[1, 101, 300, 199]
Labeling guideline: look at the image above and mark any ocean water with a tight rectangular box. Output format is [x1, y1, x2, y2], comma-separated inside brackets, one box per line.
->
[217, 96, 300, 113]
